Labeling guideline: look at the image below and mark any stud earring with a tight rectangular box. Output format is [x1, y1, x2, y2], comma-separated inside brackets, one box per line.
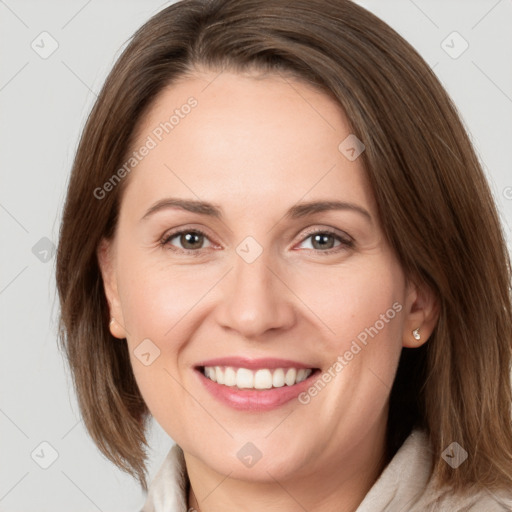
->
[412, 328, 421, 340]
[110, 318, 115, 326]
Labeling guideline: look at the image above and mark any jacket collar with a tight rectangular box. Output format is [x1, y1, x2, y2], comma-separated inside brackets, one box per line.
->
[141, 428, 512, 511]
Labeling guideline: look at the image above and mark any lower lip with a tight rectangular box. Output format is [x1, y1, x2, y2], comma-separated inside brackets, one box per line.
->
[195, 368, 319, 411]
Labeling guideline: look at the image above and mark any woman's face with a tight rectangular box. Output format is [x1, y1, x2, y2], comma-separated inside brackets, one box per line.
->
[99, 70, 428, 484]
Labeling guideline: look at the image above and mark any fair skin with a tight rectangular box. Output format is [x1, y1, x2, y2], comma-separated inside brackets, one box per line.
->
[98, 69, 438, 512]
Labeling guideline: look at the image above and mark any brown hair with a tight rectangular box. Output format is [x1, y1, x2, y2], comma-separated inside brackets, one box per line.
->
[56, 0, 512, 493]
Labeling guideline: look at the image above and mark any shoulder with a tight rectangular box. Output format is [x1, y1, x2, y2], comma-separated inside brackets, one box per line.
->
[411, 433, 512, 511]
[142, 444, 189, 512]
[403, 430, 512, 511]
[416, 483, 512, 511]
[356, 428, 512, 512]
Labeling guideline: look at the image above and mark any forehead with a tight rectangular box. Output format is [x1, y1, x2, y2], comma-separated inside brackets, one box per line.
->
[121, 70, 375, 220]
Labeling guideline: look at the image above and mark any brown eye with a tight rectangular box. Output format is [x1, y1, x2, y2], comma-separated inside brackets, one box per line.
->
[310, 233, 337, 250]
[162, 229, 212, 251]
[298, 229, 353, 254]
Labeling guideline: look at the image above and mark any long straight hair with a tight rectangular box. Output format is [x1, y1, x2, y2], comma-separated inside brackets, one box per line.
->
[56, 0, 512, 492]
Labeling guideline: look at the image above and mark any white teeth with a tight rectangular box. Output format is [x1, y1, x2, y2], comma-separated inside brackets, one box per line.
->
[203, 366, 313, 389]
[272, 368, 285, 388]
[236, 368, 254, 389]
[296, 369, 308, 383]
[285, 368, 297, 386]
[224, 367, 237, 386]
[205, 367, 216, 382]
[254, 369, 273, 389]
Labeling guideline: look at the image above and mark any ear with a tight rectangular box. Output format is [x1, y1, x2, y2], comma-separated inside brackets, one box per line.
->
[402, 276, 439, 348]
[97, 238, 127, 339]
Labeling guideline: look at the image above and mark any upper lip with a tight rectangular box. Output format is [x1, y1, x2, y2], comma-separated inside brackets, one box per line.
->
[195, 357, 316, 370]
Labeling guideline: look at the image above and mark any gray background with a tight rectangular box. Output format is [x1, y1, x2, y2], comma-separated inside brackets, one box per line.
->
[1, 0, 511, 510]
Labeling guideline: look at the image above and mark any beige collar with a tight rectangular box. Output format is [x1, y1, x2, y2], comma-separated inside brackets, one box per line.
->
[142, 428, 512, 512]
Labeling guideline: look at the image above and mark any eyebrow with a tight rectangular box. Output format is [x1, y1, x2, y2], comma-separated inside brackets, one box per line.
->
[140, 198, 372, 222]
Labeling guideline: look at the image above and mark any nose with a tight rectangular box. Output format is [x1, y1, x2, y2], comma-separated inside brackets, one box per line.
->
[213, 249, 296, 339]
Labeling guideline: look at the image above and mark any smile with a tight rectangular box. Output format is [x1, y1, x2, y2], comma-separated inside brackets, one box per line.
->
[202, 366, 313, 389]
[194, 357, 320, 411]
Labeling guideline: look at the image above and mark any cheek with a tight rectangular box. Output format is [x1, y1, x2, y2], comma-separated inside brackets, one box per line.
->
[114, 254, 224, 432]
[292, 257, 405, 351]
[293, 259, 405, 414]
[117, 255, 217, 340]
[343, 266, 405, 368]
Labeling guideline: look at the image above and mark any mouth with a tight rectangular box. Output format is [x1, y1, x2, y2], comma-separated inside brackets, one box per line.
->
[194, 358, 321, 411]
[201, 366, 314, 389]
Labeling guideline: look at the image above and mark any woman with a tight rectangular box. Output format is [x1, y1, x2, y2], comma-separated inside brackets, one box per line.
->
[56, 0, 512, 510]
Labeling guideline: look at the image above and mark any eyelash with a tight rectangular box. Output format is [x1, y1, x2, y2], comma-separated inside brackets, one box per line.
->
[160, 227, 354, 256]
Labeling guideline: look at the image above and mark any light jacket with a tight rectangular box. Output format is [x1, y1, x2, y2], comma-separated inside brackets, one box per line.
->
[142, 428, 512, 511]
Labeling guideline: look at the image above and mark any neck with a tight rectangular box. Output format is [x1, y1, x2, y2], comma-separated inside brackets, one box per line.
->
[185, 421, 389, 512]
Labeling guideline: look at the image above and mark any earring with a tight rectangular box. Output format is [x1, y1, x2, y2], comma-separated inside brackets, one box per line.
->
[110, 318, 115, 326]
[412, 328, 421, 340]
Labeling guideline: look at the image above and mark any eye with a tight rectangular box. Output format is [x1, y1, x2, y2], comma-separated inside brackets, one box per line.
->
[297, 229, 353, 254]
[161, 229, 213, 252]
[160, 227, 353, 255]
